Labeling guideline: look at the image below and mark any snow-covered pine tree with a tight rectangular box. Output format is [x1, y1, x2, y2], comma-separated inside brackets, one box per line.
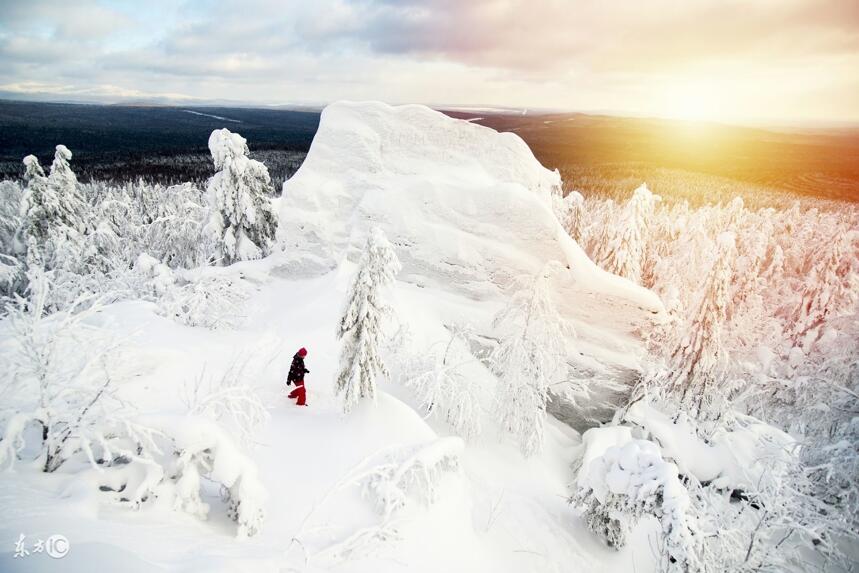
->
[0, 180, 24, 294]
[335, 227, 402, 413]
[0, 180, 23, 255]
[559, 191, 585, 244]
[790, 231, 854, 349]
[655, 231, 738, 420]
[17, 149, 89, 309]
[600, 184, 656, 284]
[206, 129, 277, 264]
[20, 155, 53, 258]
[47, 145, 88, 235]
[490, 262, 570, 456]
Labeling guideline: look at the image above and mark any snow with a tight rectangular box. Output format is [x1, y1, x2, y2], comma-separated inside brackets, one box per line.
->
[0, 101, 672, 572]
[625, 402, 794, 491]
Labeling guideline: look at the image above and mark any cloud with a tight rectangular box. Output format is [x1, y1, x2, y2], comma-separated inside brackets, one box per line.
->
[1, 0, 857, 123]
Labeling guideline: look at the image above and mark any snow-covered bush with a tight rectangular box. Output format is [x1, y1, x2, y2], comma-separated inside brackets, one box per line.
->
[285, 437, 463, 568]
[364, 437, 464, 519]
[182, 359, 270, 447]
[158, 272, 250, 329]
[572, 435, 700, 572]
[0, 272, 140, 472]
[490, 262, 571, 456]
[789, 230, 854, 349]
[336, 227, 402, 413]
[206, 129, 277, 264]
[614, 400, 858, 572]
[166, 416, 267, 538]
[554, 189, 585, 243]
[143, 182, 213, 268]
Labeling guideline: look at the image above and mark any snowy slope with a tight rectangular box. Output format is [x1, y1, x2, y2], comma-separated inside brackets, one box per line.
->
[0, 264, 657, 573]
[1, 101, 666, 572]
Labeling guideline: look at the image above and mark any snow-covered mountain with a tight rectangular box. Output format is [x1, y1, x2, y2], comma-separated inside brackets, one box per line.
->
[1, 101, 671, 572]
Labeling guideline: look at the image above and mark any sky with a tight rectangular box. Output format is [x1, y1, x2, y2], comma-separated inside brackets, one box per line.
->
[1, 0, 858, 126]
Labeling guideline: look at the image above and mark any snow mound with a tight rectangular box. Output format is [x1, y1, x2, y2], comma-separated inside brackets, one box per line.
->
[279, 101, 661, 317]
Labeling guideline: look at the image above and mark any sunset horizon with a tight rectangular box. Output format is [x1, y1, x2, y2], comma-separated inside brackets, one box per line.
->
[2, 0, 859, 127]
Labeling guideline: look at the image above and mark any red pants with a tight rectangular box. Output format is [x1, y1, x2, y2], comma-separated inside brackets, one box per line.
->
[288, 382, 306, 406]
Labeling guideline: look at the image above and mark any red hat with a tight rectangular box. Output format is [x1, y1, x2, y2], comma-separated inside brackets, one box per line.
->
[298, 347, 307, 356]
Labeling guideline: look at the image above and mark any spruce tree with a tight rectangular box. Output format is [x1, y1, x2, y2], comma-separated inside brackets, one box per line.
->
[335, 227, 401, 413]
[601, 184, 656, 284]
[20, 149, 86, 274]
[664, 232, 737, 419]
[206, 129, 277, 264]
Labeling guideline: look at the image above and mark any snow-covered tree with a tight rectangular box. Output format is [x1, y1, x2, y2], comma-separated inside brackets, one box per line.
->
[646, 232, 739, 420]
[556, 190, 586, 244]
[790, 231, 854, 349]
[404, 326, 483, 440]
[19, 149, 87, 278]
[600, 184, 657, 284]
[335, 227, 402, 413]
[47, 145, 88, 235]
[572, 439, 700, 572]
[206, 129, 277, 264]
[0, 180, 23, 256]
[490, 262, 571, 456]
[0, 181, 24, 294]
[144, 182, 212, 269]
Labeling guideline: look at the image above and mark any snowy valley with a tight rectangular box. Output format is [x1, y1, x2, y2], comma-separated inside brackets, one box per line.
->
[0, 101, 857, 573]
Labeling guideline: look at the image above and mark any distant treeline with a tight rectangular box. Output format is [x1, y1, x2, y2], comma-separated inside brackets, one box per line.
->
[0, 100, 318, 185]
[2, 100, 858, 203]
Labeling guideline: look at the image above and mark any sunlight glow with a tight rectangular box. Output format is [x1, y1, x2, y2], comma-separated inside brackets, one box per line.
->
[661, 80, 723, 123]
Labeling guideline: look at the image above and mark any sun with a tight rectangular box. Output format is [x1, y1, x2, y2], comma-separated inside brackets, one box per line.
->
[661, 80, 723, 123]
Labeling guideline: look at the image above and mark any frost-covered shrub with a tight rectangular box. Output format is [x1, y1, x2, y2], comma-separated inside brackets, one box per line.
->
[182, 360, 270, 448]
[158, 272, 250, 329]
[364, 437, 464, 519]
[336, 227, 402, 413]
[613, 401, 858, 572]
[167, 417, 267, 538]
[143, 182, 213, 268]
[572, 434, 700, 572]
[0, 273, 142, 473]
[206, 129, 278, 264]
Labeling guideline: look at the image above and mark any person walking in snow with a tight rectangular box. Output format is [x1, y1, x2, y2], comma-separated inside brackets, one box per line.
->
[286, 347, 310, 406]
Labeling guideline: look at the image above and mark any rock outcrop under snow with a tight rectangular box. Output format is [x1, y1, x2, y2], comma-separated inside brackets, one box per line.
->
[280, 101, 659, 308]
